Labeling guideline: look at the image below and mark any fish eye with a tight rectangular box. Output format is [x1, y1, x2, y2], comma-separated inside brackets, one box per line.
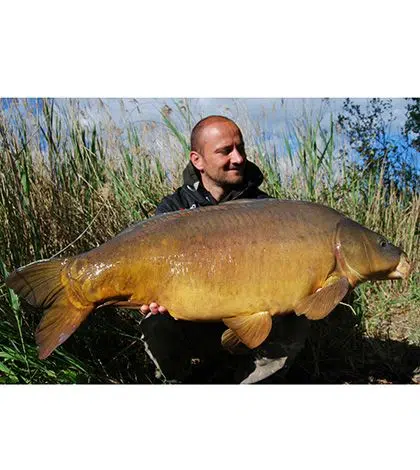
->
[378, 238, 388, 248]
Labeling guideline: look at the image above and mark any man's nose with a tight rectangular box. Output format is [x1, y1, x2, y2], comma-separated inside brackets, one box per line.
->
[231, 146, 245, 164]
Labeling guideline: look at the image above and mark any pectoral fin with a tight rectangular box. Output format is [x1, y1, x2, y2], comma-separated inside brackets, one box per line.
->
[222, 311, 272, 349]
[295, 277, 350, 320]
[221, 328, 242, 352]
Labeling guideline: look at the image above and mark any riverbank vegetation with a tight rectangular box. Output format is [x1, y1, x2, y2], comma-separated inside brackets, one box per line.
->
[0, 98, 418, 383]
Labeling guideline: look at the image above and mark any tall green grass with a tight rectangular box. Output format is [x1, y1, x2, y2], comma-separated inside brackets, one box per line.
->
[0, 98, 418, 383]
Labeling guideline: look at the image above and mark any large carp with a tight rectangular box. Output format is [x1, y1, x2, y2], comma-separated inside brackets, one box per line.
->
[6, 199, 410, 360]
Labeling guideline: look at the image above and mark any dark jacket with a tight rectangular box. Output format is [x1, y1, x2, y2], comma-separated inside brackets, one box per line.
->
[141, 160, 286, 383]
[155, 160, 269, 215]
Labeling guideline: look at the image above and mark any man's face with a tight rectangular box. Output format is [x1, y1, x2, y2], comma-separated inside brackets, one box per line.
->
[192, 120, 247, 187]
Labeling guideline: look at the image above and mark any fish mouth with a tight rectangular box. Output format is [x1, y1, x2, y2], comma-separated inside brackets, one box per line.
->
[387, 254, 411, 280]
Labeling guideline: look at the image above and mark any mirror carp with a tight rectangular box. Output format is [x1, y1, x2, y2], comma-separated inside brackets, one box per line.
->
[6, 199, 411, 359]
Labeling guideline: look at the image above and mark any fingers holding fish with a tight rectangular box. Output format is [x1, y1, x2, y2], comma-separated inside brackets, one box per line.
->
[141, 302, 168, 316]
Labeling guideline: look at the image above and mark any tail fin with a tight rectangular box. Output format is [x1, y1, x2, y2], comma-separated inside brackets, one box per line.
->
[6, 258, 94, 359]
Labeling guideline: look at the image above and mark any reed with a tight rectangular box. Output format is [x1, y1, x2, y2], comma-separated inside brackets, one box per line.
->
[0, 98, 418, 383]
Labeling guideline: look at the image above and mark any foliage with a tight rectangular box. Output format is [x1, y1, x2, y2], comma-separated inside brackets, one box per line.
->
[405, 98, 420, 152]
[0, 98, 418, 384]
[337, 98, 419, 192]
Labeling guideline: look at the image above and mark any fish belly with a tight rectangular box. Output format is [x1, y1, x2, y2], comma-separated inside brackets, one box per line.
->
[156, 239, 333, 321]
[79, 200, 338, 320]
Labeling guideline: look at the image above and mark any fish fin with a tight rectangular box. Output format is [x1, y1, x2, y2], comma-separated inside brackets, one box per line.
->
[221, 328, 242, 352]
[6, 259, 93, 359]
[6, 258, 68, 308]
[222, 311, 272, 349]
[295, 277, 350, 320]
[36, 299, 93, 359]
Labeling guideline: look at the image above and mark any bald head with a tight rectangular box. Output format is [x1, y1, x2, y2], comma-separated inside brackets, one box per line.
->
[189, 115, 247, 201]
[190, 116, 242, 153]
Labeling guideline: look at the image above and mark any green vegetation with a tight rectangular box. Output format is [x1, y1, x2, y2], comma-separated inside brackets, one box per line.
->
[0, 98, 418, 384]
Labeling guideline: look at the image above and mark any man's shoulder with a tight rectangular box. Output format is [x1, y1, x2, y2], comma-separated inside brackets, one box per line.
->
[155, 184, 271, 215]
[254, 189, 271, 199]
[155, 188, 186, 215]
[242, 186, 271, 200]
[155, 185, 208, 215]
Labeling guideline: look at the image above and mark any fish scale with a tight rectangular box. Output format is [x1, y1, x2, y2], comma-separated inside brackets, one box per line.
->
[6, 199, 410, 359]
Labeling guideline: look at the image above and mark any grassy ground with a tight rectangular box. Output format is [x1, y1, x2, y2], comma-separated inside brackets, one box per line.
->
[0, 98, 418, 384]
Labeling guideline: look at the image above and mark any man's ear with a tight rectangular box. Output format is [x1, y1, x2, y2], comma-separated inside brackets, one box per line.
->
[190, 151, 204, 172]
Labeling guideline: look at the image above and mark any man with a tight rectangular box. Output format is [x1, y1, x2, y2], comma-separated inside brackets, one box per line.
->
[139, 115, 309, 383]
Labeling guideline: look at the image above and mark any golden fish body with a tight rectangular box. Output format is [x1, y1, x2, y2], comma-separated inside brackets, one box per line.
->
[6, 199, 410, 359]
[80, 200, 338, 319]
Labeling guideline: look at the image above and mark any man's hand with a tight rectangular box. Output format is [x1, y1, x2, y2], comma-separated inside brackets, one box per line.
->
[140, 302, 168, 317]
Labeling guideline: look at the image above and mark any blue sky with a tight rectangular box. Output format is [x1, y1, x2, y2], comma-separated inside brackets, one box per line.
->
[1, 98, 418, 170]
[72, 97, 419, 168]
[94, 97, 410, 130]
[76, 97, 412, 143]
[1, 97, 412, 133]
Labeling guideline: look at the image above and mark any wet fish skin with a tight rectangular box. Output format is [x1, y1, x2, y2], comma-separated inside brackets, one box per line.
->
[5, 199, 410, 359]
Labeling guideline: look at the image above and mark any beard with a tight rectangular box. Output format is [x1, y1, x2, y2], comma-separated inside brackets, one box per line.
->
[214, 166, 245, 187]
